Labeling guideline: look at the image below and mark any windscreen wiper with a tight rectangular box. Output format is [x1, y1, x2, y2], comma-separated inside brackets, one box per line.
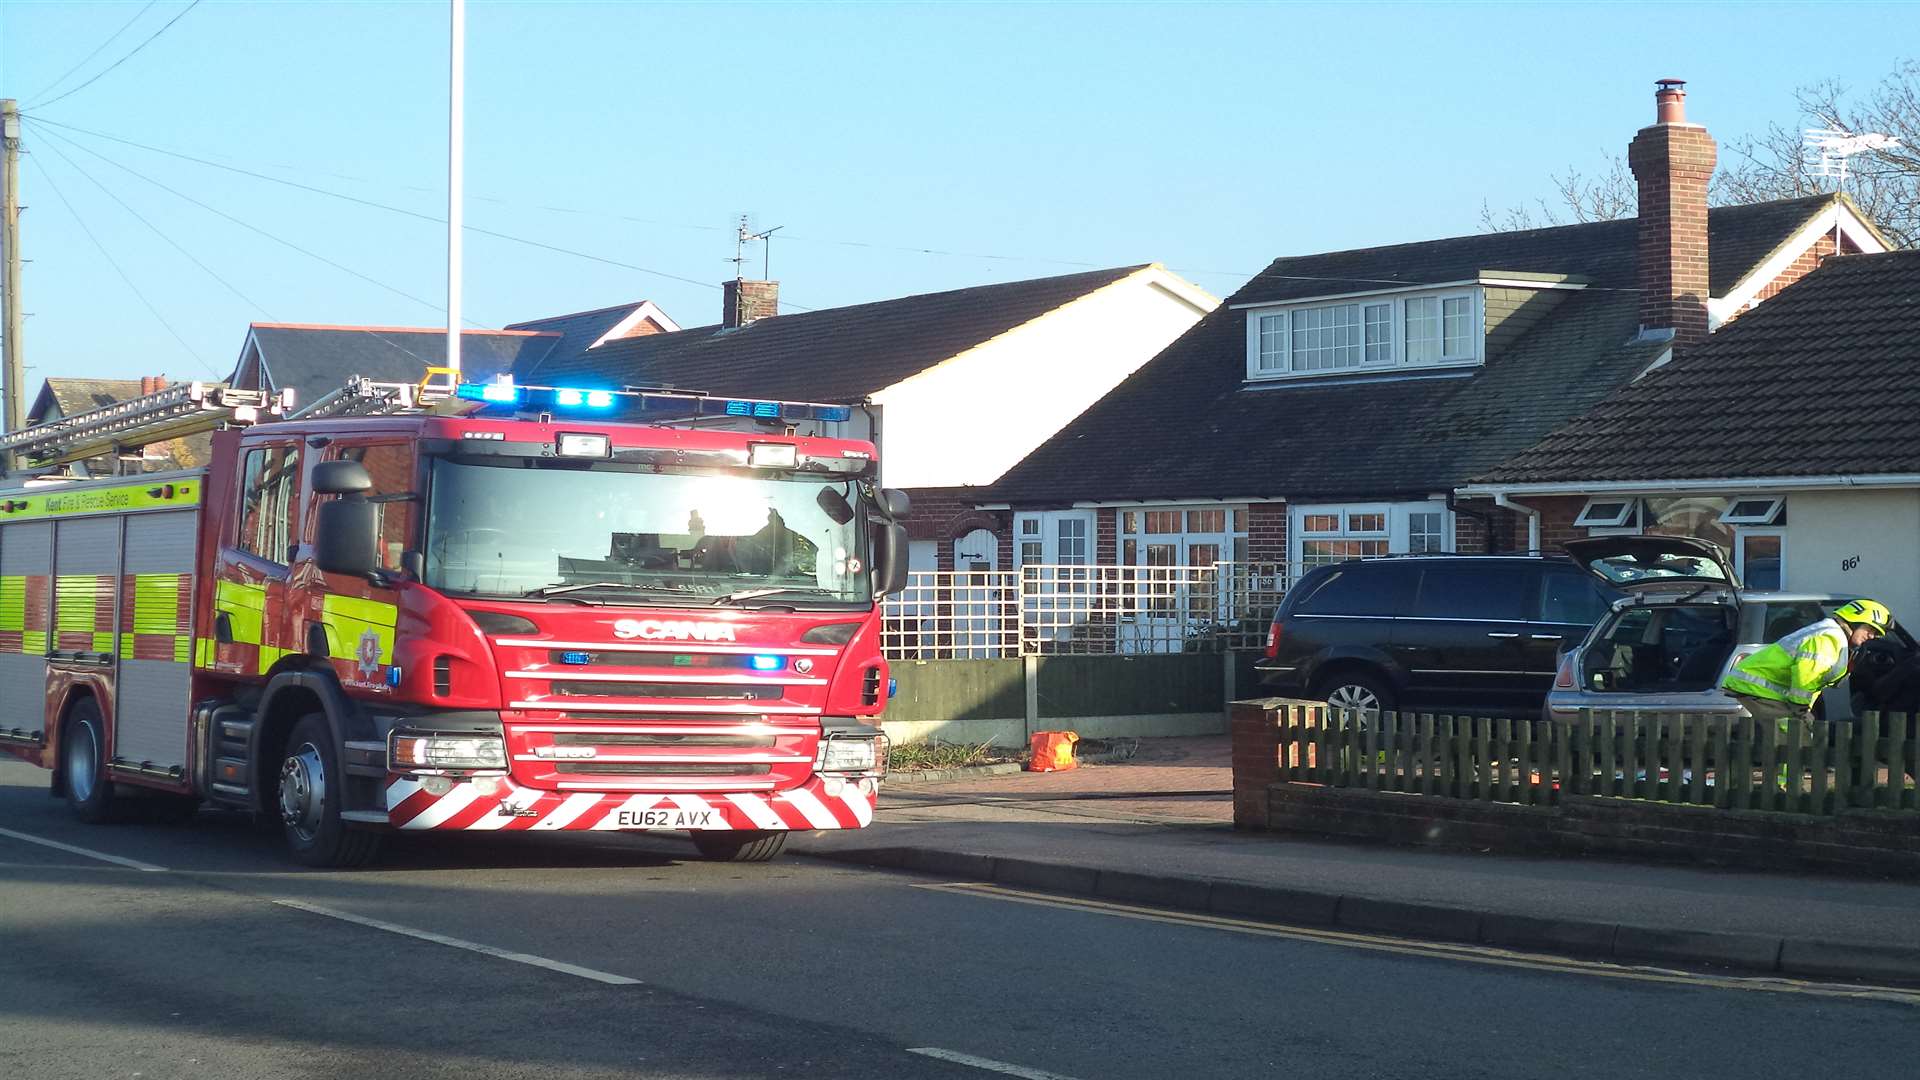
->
[532, 581, 700, 600]
[710, 586, 836, 606]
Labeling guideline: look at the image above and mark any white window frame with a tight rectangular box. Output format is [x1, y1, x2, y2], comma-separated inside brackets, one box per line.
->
[1289, 501, 1452, 576]
[1117, 504, 1248, 567]
[1734, 528, 1787, 590]
[1244, 287, 1483, 382]
[1013, 510, 1096, 567]
[1574, 498, 1640, 529]
[1719, 496, 1786, 526]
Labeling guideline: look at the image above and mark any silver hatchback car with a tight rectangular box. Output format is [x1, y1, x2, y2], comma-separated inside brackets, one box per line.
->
[1544, 536, 1919, 724]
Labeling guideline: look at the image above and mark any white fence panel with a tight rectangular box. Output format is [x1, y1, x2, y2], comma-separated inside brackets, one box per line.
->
[881, 562, 1286, 660]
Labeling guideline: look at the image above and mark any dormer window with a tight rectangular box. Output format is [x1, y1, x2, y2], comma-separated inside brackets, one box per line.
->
[1244, 287, 1482, 381]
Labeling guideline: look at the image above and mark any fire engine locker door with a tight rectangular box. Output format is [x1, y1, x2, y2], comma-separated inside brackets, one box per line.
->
[0, 520, 54, 741]
[52, 517, 120, 660]
[114, 510, 199, 772]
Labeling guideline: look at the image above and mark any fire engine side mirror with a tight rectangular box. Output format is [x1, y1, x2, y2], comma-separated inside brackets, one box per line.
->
[877, 523, 911, 597]
[878, 488, 911, 521]
[313, 459, 374, 495]
[315, 498, 380, 577]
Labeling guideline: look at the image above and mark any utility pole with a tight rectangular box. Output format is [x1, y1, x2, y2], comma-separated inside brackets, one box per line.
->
[445, 1, 464, 380]
[2, 98, 24, 475]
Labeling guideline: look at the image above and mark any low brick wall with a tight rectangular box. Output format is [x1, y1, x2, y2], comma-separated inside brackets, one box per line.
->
[1231, 698, 1920, 878]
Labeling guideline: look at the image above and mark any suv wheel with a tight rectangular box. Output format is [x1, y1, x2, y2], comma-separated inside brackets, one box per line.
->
[1315, 671, 1395, 718]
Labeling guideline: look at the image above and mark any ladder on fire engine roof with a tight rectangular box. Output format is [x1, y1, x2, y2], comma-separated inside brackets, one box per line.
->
[0, 381, 297, 475]
[0, 370, 461, 476]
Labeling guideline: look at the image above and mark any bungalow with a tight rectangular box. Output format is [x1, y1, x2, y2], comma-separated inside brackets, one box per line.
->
[1461, 248, 1920, 619]
[517, 265, 1218, 574]
[983, 81, 1889, 593]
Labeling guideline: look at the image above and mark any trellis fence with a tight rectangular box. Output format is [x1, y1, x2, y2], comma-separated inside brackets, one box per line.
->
[1270, 706, 1919, 816]
[880, 562, 1286, 660]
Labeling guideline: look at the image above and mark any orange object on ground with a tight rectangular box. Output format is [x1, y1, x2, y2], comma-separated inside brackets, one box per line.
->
[1027, 730, 1080, 772]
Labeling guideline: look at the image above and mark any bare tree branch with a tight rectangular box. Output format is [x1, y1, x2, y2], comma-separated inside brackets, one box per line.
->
[1487, 60, 1918, 247]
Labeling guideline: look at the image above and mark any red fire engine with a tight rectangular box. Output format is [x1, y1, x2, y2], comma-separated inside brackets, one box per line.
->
[0, 375, 907, 866]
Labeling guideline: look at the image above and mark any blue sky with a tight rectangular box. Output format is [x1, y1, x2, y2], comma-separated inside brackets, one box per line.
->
[0, 1, 1912, 388]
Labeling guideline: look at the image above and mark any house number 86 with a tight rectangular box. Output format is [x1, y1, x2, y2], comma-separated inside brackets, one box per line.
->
[1842, 555, 1861, 572]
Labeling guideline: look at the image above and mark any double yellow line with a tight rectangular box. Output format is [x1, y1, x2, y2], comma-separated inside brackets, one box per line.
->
[917, 881, 1920, 1007]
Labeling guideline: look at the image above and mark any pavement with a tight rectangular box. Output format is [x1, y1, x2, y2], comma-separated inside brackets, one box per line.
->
[798, 735, 1920, 985]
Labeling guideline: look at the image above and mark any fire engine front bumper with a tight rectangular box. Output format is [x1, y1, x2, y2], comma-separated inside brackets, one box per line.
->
[381, 773, 878, 833]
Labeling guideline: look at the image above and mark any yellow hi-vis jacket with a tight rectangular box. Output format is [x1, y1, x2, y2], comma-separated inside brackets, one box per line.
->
[1722, 616, 1851, 709]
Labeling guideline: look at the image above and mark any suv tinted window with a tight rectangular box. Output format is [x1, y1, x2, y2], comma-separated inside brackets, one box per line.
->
[1539, 568, 1615, 625]
[1292, 563, 1415, 616]
[1409, 563, 1527, 621]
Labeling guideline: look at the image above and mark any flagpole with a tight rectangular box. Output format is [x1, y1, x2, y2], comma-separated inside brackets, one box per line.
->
[447, 0, 465, 379]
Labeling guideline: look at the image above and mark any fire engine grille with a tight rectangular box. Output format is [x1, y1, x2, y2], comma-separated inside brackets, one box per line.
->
[551, 732, 776, 748]
[548, 650, 766, 670]
[549, 681, 781, 701]
[553, 762, 772, 777]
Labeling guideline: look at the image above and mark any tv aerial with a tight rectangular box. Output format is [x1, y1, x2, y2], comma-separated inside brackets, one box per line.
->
[1805, 127, 1901, 187]
[731, 214, 786, 280]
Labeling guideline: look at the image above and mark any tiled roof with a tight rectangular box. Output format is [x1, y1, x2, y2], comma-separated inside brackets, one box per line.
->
[37, 378, 144, 419]
[525, 266, 1150, 402]
[507, 301, 660, 376]
[988, 196, 1841, 505]
[243, 325, 559, 410]
[1237, 195, 1836, 306]
[1472, 249, 1920, 485]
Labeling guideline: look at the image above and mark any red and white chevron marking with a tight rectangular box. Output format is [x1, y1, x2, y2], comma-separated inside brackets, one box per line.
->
[383, 774, 877, 832]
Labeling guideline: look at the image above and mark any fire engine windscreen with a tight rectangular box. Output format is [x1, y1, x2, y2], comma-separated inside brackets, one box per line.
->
[422, 457, 873, 605]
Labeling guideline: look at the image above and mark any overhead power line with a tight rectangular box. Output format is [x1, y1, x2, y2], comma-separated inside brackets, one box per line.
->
[22, 0, 161, 107]
[25, 152, 218, 376]
[23, 114, 815, 310]
[28, 118, 485, 327]
[30, 0, 204, 112]
[34, 131, 273, 318]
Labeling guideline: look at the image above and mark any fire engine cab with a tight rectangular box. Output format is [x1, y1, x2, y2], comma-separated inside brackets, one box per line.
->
[0, 375, 908, 867]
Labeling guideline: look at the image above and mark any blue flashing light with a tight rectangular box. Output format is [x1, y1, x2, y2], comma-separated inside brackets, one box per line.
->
[559, 650, 592, 665]
[387, 665, 404, 688]
[749, 654, 786, 672]
[818, 405, 853, 422]
[554, 388, 585, 406]
[585, 390, 614, 408]
[888, 677, 898, 700]
[752, 401, 780, 418]
[725, 399, 752, 416]
[455, 379, 521, 405]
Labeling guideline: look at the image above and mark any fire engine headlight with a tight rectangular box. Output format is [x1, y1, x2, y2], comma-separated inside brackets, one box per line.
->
[815, 734, 887, 775]
[391, 734, 507, 771]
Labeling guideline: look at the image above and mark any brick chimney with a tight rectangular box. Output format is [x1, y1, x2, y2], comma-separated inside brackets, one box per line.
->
[722, 279, 779, 328]
[1628, 79, 1717, 345]
[138, 375, 169, 395]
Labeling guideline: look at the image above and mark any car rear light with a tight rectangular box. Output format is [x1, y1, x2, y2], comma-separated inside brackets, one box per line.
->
[1265, 623, 1282, 660]
[1553, 651, 1576, 690]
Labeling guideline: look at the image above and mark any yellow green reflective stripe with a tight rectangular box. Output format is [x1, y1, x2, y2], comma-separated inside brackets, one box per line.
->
[214, 579, 266, 645]
[320, 593, 398, 666]
[0, 575, 23, 631]
[54, 576, 106, 634]
[194, 637, 217, 667]
[0, 478, 202, 521]
[23, 631, 47, 653]
[258, 645, 294, 673]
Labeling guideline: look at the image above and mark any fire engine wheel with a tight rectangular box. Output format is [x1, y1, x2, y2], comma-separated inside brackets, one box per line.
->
[689, 830, 788, 862]
[278, 715, 381, 869]
[63, 699, 121, 824]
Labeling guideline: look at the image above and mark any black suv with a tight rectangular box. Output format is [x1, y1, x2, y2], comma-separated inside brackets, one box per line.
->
[1255, 555, 1621, 719]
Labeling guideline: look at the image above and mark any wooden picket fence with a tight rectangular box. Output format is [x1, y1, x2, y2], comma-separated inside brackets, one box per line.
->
[1272, 706, 1920, 816]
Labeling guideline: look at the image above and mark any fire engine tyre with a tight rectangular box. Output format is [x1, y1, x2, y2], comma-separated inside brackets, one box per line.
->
[689, 830, 788, 862]
[63, 699, 122, 824]
[278, 714, 382, 869]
